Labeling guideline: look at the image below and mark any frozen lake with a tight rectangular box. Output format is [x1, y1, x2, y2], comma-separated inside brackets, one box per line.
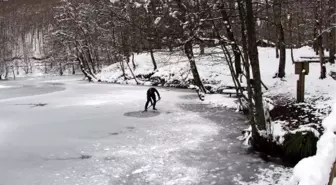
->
[0, 76, 289, 185]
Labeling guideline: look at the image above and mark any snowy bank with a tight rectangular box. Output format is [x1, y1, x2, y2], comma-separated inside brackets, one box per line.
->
[98, 46, 336, 109]
[97, 48, 240, 93]
[288, 96, 336, 185]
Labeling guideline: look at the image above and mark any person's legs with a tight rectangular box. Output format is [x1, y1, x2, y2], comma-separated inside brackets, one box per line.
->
[144, 94, 152, 111]
[152, 96, 157, 110]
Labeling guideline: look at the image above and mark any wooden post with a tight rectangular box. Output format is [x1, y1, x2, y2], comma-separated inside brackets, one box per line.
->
[295, 62, 309, 102]
[298, 73, 305, 102]
[297, 79, 302, 102]
[328, 162, 336, 185]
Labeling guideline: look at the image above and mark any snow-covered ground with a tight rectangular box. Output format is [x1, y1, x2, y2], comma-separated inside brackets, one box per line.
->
[98, 47, 234, 90]
[0, 76, 292, 185]
[260, 46, 336, 107]
[96, 46, 336, 184]
[99, 46, 336, 109]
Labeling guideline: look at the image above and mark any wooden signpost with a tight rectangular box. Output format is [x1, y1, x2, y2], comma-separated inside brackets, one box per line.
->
[294, 56, 323, 102]
[295, 62, 309, 102]
[328, 162, 336, 185]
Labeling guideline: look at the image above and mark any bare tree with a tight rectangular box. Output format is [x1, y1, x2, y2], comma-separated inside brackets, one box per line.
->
[245, 0, 267, 131]
[273, 0, 286, 78]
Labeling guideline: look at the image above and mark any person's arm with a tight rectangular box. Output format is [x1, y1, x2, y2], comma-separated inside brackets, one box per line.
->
[154, 89, 161, 99]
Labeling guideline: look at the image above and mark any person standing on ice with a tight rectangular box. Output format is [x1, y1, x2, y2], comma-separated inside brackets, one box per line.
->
[144, 87, 161, 111]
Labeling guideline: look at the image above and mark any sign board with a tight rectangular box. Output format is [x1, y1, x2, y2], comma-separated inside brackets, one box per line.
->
[295, 62, 309, 75]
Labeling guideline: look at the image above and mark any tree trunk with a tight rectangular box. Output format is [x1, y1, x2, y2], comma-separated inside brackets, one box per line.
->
[238, 0, 254, 124]
[275, 45, 279, 58]
[328, 0, 336, 64]
[314, 5, 319, 55]
[87, 48, 96, 75]
[44, 63, 47, 74]
[149, 47, 157, 71]
[94, 48, 100, 73]
[77, 47, 97, 81]
[220, 6, 242, 76]
[21, 33, 29, 75]
[4, 64, 8, 79]
[83, 49, 96, 78]
[120, 60, 126, 80]
[318, 35, 326, 79]
[184, 41, 206, 93]
[15, 61, 19, 75]
[199, 42, 205, 55]
[59, 62, 63, 76]
[265, 0, 271, 42]
[168, 43, 173, 52]
[289, 12, 294, 64]
[72, 63, 75, 75]
[274, 0, 286, 78]
[245, 0, 267, 131]
[78, 57, 92, 82]
[126, 55, 139, 85]
[175, 0, 206, 94]
[316, 0, 326, 79]
[297, 0, 304, 47]
[132, 53, 136, 70]
[330, 30, 335, 64]
[12, 66, 15, 80]
[278, 24, 286, 77]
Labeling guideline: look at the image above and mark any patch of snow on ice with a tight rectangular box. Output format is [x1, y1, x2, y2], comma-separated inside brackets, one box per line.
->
[234, 166, 292, 185]
[203, 94, 237, 109]
[0, 85, 13, 89]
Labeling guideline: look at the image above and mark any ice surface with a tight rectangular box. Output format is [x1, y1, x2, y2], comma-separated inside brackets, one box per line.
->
[0, 76, 293, 185]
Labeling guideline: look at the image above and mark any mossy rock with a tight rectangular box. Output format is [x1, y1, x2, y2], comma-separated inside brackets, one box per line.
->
[250, 131, 318, 167]
[283, 131, 318, 165]
[251, 135, 284, 158]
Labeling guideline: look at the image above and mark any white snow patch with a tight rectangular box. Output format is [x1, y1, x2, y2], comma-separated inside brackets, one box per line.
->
[270, 121, 321, 145]
[271, 121, 287, 144]
[154, 17, 161, 25]
[203, 94, 237, 109]
[234, 166, 292, 185]
[132, 165, 151, 174]
[0, 85, 13, 89]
